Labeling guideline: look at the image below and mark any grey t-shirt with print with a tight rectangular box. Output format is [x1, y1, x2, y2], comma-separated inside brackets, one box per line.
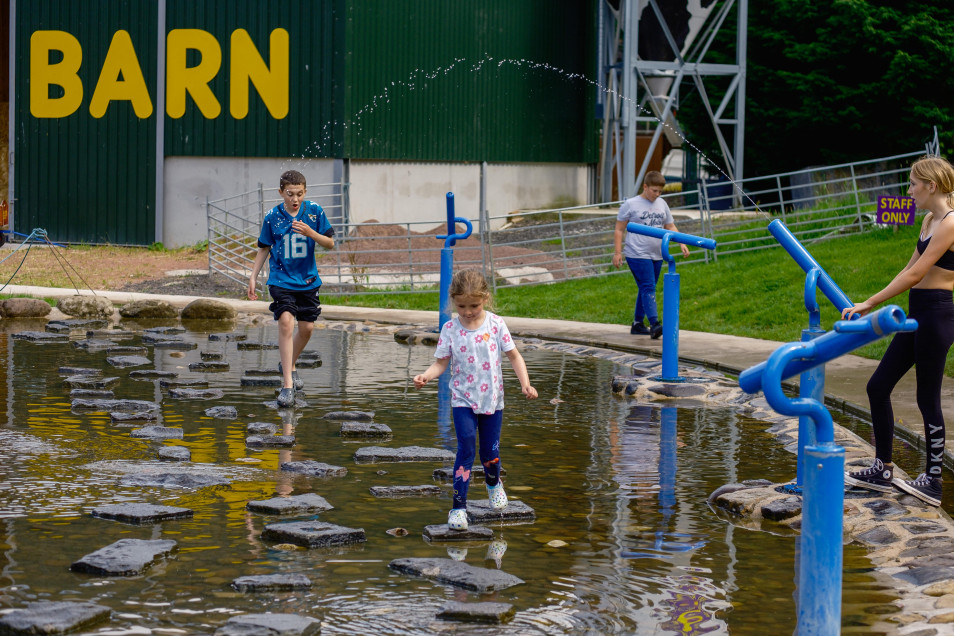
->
[617, 194, 674, 260]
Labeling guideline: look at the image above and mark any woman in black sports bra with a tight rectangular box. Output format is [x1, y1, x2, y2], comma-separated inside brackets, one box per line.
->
[842, 155, 954, 507]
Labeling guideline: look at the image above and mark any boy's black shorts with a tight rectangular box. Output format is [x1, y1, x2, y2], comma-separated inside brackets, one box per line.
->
[268, 286, 322, 322]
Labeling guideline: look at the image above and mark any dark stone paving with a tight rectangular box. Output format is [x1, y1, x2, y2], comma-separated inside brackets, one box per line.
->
[90, 503, 193, 524]
[281, 460, 348, 478]
[466, 500, 536, 524]
[437, 601, 515, 624]
[70, 538, 177, 576]
[0, 601, 111, 635]
[215, 613, 320, 636]
[388, 557, 524, 592]
[261, 521, 366, 548]
[370, 485, 443, 498]
[231, 574, 312, 592]
[423, 524, 495, 542]
[247, 494, 333, 515]
[354, 446, 455, 464]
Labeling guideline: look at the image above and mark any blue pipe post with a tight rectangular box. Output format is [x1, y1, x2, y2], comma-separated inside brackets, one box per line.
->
[625, 223, 716, 381]
[768, 219, 854, 314]
[789, 269, 826, 493]
[741, 306, 916, 634]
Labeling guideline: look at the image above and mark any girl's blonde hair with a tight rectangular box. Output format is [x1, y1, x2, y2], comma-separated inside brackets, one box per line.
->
[911, 155, 954, 211]
[449, 269, 492, 305]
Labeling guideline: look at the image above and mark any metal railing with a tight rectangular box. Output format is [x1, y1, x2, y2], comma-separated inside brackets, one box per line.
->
[207, 150, 925, 295]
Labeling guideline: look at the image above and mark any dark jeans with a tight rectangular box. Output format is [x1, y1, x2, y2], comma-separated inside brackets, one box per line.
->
[625, 257, 662, 325]
[451, 407, 503, 509]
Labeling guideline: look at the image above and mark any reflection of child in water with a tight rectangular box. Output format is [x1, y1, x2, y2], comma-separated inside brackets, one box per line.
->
[274, 410, 300, 496]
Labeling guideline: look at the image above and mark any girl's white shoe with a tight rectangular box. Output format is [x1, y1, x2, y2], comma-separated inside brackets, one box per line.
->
[487, 482, 508, 509]
[447, 508, 469, 530]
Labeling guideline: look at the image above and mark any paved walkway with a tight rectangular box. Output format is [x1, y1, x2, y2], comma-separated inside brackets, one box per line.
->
[7, 284, 954, 469]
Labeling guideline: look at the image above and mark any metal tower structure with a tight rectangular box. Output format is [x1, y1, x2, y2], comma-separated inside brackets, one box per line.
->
[597, 0, 748, 201]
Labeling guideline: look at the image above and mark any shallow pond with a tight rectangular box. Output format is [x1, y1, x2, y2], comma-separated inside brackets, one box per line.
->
[0, 320, 899, 634]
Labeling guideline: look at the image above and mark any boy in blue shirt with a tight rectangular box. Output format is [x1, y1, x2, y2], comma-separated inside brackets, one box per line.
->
[248, 170, 336, 407]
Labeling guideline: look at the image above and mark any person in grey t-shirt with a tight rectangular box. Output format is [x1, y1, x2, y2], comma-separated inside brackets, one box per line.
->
[612, 171, 690, 338]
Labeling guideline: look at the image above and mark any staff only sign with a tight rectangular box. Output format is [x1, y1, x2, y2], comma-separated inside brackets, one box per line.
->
[876, 196, 916, 225]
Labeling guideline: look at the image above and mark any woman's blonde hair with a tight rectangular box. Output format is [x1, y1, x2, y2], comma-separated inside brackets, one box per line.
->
[449, 269, 493, 306]
[911, 155, 954, 210]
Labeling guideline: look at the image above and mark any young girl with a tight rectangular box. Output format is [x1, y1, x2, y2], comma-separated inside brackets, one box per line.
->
[843, 155, 954, 506]
[414, 269, 538, 530]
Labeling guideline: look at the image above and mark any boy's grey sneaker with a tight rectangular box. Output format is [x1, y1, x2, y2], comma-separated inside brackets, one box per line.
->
[276, 387, 296, 408]
[631, 322, 650, 335]
[893, 473, 942, 506]
[844, 458, 893, 493]
[278, 362, 304, 391]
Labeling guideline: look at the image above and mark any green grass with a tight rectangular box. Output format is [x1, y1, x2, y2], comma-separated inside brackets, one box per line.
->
[331, 222, 951, 372]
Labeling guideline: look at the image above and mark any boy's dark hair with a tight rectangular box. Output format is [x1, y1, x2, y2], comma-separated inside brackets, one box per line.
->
[280, 170, 307, 191]
[643, 171, 666, 188]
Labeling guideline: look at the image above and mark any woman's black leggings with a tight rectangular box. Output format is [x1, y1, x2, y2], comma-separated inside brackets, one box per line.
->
[867, 288, 954, 478]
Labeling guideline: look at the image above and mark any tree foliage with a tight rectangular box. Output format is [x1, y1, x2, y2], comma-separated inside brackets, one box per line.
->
[678, 0, 954, 177]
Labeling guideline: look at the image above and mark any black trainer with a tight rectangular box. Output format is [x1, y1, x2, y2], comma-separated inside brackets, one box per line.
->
[844, 458, 894, 493]
[894, 473, 942, 506]
[631, 322, 650, 335]
[650, 323, 663, 339]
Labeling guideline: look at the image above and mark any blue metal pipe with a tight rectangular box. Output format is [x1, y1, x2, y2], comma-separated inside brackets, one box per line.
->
[769, 219, 854, 314]
[739, 305, 917, 394]
[626, 222, 717, 251]
[436, 192, 474, 329]
[762, 341, 835, 443]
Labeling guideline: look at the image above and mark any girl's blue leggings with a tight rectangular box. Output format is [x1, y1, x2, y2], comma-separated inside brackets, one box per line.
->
[451, 407, 503, 509]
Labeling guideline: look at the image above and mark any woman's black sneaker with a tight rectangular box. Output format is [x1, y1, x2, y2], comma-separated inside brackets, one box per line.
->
[631, 322, 650, 335]
[893, 473, 942, 506]
[844, 458, 894, 493]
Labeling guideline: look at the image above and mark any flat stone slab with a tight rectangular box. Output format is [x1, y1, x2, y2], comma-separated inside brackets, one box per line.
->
[246, 493, 333, 515]
[388, 557, 524, 592]
[152, 339, 198, 350]
[87, 329, 137, 339]
[215, 614, 320, 636]
[169, 387, 225, 400]
[354, 446, 455, 464]
[70, 389, 114, 399]
[340, 421, 392, 439]
[433, 465, 507, 480]
[111, 410, 158, 422]
[0, 601, 112, 635]
[59, 366, 100, 376]
[261, 521, 366, 548]
[248, 422, 277, 435]
[423, 524, 495, 542]
[281, 460, 348, 478]
[370, 485, 443, 498]
[243, 368, 281, 376]
[106, 345, 148, 355]
[247, 435, 295, 448]
[241, 376, 283, 387]
[72, 398, 160, 413]
[129, 369, 178, 379]
[11, 331, 69, 342]
[190, 361, 230, 371]
[437, 601, 515, 624]
[63, 375, 119, 389]
[324, 410, 375, 421]
[131, 426, 183, 440]
[120, 472, 230, 489]
[200, 350, 225, 360]
[49, 318, 108, 330]
[70, 538, 177, 575]
[158, 445, 191, 461]
[237, 341, 279, 350]
[466, 499, 536, 524]
[205, 405, 238, 419]
[142, 332, 184, 344]
[90, 503, 193, 524]
[72, 338, 115, 351]
[144, 326, 185, 334]
[106, 355, 151, 368]
[160, 378, 209, 388]
[231, 574, 313, 592]
[265, 396, 309, 409]
[209, 332, 248, 342]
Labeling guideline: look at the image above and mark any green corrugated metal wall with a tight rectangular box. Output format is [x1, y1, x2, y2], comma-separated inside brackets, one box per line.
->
[344, 0, 598, 163]
[164, 0, 345, 158]
[15, 0, 156, 244]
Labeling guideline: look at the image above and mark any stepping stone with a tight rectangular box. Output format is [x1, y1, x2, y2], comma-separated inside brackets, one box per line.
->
[87, 329, 136, 339]
[237, 341, 279, 350]
[247, 422, 277, 435]
[231, 574, 312, 592]
[72, 398, 160, 413]
[129, 369, 178, 379]
[153, 339, 198, 350]
[205, 405, 238, 419]
[209, 332, 247, 341]
[437, 601, 515, 624]
[144, 326, 185, 334]
[111, 410, 158, 423]
[189, 361, 230, 372]
[246, 493, 333, 515]
[354, 446, 455, 464]
[0, 601, 111, 635]
[131, 426, 183, 440]
[340, 421, 392, 439]
[388, 557, 524, 592]
[215, 614, 319, 636]
[90, 503, 193, 524]
[432, 465, 507, 480]
[120, 472, 230, 489]
[247, 435, 295, 448]
[11, 331, 68, 342]
[423, 524, 495, 542]
[169, 388, 225, 400]
[369, 485, 443, 498]
[64, 375, 119, 389]
[466, 500, 536, 524]
[107, 345, 148, 355]
[158, 445, 191, 461]
[324, 410, 374, 421]
[72, 338, 115, 351]
[160, 378, 208, 388]
[244, 368, 280, 376]
[297, 351, 322, 367]
[200, 350, 225, 360]
[44, 323, 74, 334]
[71, 389, 114, 399]
[48, 318, 108, 331]
[265, 396, 308, 409]
[70, 538, 177, 576]
[107, 355, 151, 368]
[242, 376, 282, 387]
[281, 460, 348, 478]
[142, 332, 183, 344]
[261, 521, 366, 548]
[59, 366, 100, 376]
